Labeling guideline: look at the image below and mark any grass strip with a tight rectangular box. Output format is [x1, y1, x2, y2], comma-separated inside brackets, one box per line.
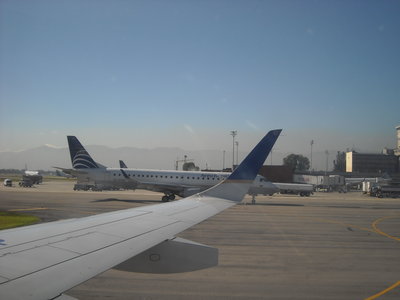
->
[0, 211, 40, 230]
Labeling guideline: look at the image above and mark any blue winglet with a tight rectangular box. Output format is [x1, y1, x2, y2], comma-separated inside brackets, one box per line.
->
[228, 129, 282, 181]
[200, 129, 281, 202]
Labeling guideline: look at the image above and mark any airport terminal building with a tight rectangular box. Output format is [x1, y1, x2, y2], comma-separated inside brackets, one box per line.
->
[346, 125, 400, 174]
[346, 151, 398, 174]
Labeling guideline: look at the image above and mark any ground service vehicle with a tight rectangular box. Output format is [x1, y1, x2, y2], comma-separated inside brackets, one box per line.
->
[3, 179, 12, 187]
[370, 185, 400, 198]
[19, 179, 33, 187]
[274, 182, 314, 196]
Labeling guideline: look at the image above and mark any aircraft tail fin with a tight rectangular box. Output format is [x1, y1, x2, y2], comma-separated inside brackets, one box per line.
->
[200, 129, 281, 202]
[119, 160, 128, 168]
[67, 136, 101, 169]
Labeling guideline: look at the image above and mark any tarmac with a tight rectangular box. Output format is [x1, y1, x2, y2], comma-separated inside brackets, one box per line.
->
[0, 180, 399, 299]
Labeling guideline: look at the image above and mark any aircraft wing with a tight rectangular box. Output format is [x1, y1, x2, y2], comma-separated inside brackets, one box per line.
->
[53, 166, 88, 176]
[0, 129, 281, 300]
[0, 196, 234, 299]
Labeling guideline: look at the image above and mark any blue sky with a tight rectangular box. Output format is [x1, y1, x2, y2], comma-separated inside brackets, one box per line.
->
[0, 0, 399, 158]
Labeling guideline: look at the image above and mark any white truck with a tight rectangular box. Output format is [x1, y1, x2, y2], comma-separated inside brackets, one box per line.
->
[293, 174, 345, 192]
[273, 182, 314, 197]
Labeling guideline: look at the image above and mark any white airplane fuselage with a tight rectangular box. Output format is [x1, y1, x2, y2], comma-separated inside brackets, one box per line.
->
[75, 168, 279, 198]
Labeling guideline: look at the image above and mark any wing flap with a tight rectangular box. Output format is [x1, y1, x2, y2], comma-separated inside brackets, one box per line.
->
[0, 245, 79, 280]
[0, 209, 151, 251]
[50, 231, 123, 255]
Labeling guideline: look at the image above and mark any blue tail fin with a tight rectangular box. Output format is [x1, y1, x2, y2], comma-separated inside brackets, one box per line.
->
[67, 136, 99, 169]
[200, 129, 281, 201]
[228, 129, 282, 181]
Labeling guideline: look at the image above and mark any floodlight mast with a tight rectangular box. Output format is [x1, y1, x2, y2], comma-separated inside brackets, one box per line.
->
[230, 130, 237, 170]
[235, 141, 239, 165]
[310, 140, 314, 171]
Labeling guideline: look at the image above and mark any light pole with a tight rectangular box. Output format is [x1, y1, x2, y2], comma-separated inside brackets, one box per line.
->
[325, 150, 329, 175]
[235, 141, 239, 165]
[230, 130, 237, 170]
[310, 140, 314, 172]
[222, 150, 226, 170]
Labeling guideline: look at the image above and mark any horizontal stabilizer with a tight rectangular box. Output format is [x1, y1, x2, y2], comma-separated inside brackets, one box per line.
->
[114, 237, 218, 274]
[52, 166, 88, 176]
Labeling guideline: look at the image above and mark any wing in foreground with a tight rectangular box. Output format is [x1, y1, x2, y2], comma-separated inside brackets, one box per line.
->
[0, 129, 281, 300]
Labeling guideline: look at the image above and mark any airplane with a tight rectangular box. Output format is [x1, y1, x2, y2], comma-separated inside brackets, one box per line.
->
[0, 129, 282, 300]
[59, 136, 279, 201]
[23, 171, 43, 185]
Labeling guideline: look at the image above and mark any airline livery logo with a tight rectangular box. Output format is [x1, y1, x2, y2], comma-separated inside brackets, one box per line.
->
[72, 150, 98, 169]
[67, 136, 99, 169]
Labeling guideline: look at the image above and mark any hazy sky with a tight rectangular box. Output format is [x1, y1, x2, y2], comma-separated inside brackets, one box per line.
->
[1, 0, 399, 157]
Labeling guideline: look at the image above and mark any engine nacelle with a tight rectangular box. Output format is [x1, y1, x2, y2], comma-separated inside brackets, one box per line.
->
[114, 237, 218, 274]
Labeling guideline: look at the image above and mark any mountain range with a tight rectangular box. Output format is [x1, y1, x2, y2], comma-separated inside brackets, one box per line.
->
[0, 144, 336, 172]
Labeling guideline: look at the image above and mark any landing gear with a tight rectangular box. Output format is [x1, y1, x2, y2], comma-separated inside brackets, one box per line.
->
[161, 194, 176, 202]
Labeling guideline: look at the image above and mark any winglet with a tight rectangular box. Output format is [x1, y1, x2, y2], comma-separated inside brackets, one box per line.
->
[200, 129, 281, 202]
[228, 129, 282, 181]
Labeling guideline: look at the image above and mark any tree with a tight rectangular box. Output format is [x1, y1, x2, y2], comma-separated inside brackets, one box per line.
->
[283, 154, 310, 171]
[333, 151, 346, 172]
[182, 162, 199, 171]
